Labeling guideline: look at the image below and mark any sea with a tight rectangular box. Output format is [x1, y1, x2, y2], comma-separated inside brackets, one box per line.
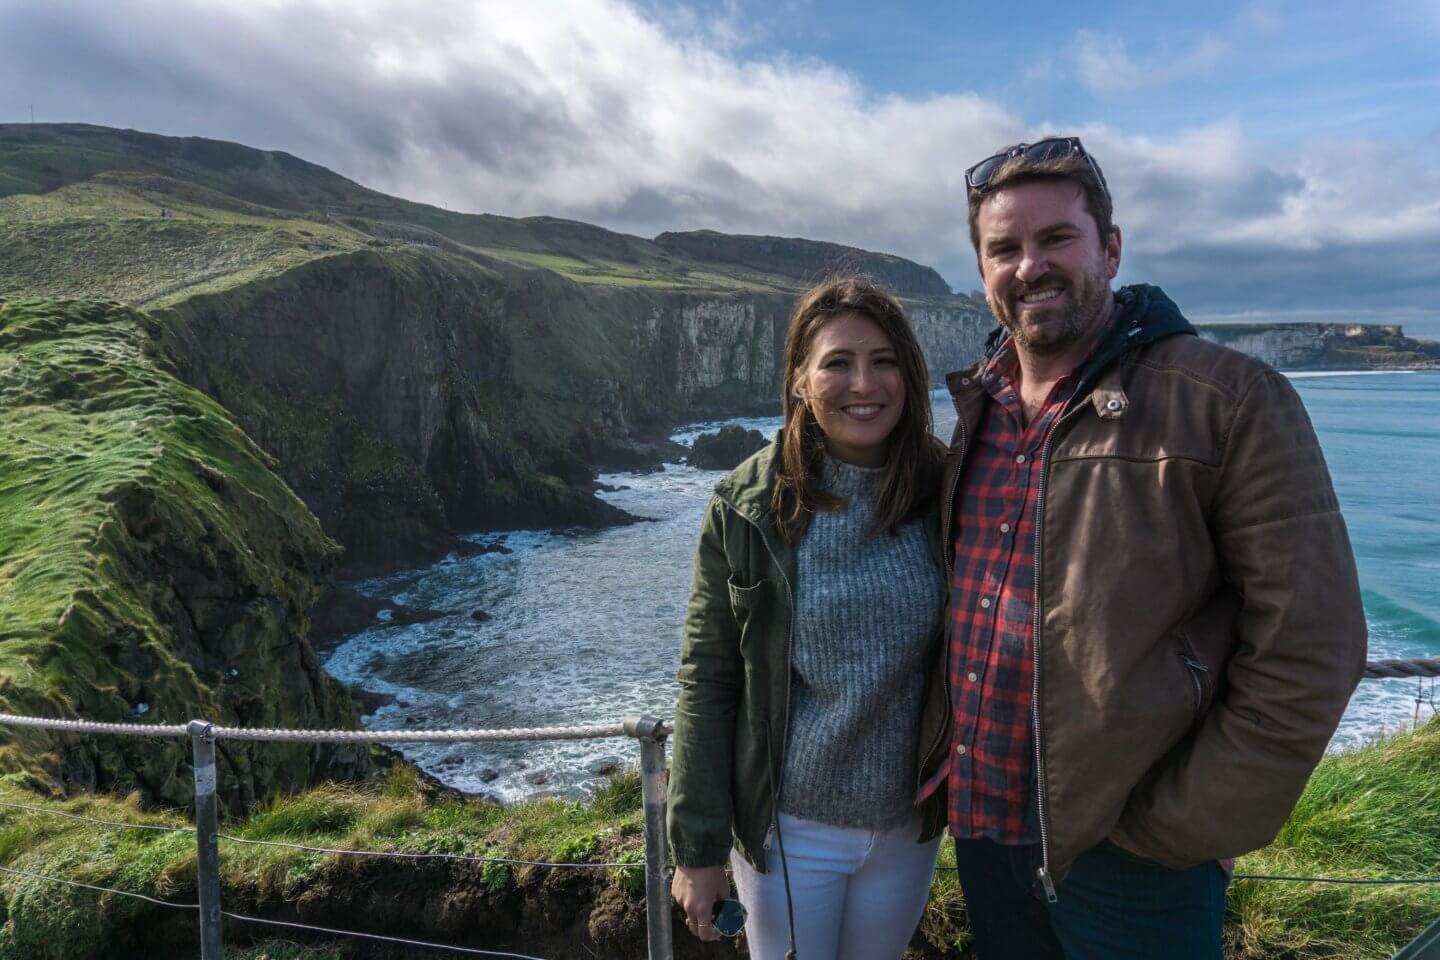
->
[325, 364, 1440, 802]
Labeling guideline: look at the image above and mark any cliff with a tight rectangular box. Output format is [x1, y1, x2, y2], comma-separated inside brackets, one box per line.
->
[152, 247, 987, 571]
[0, 297, 366, 811]
[1, 125, 993, 574]
[1197, 322, 1440, 369]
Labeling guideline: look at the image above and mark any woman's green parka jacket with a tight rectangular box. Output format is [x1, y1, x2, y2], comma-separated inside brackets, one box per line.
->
[666, 442, 951, 872]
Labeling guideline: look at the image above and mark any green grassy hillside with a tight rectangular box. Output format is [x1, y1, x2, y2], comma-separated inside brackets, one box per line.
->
[0, 124, 977, 301]
[0, 297, 364, 807]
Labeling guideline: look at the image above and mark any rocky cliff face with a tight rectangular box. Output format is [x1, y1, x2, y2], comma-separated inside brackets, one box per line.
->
[155, 249, 631, 577]
[908, 301, 995, 382]
[149, 247, 993, 575]
[1197, 322, 1440, 369]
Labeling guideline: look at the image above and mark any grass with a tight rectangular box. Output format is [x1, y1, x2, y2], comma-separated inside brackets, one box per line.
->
[1225, 719, 1440, 958]
[468, 245, 799, 292]
[0, 721, 1435, 958]
[911, 720, 1440, 959]
[0, 172, 364, 307]
[0, 766, 649, 959]
[0, 296, 356, 807]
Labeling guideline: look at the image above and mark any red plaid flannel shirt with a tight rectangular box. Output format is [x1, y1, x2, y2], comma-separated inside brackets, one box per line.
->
[918, 336, 1088, 844]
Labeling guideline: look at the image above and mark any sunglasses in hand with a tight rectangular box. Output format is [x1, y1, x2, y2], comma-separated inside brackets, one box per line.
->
[712, 898, 748, 936]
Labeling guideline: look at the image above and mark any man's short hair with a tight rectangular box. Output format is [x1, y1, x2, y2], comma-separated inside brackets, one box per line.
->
[966, 144, 1115, 260]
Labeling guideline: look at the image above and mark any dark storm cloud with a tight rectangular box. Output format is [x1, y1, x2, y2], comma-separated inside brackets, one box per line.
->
[1131, 241, 1440, 315]
[1128, 167, 1307, 223]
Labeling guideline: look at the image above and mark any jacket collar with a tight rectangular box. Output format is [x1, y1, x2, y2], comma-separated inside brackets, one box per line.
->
[711, 438, 799, 582]
[945, 284, 1196, 404]
[712, 437, 783, 527]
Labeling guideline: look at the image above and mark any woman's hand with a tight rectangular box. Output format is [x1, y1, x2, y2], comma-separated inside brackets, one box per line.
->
[671, 864, 731, 942]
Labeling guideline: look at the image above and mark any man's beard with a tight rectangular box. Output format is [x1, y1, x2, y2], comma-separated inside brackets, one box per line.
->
[993, 263, 1112, 357]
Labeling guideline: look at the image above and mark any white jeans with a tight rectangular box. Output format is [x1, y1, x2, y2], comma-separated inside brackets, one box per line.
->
[729, 813, 942, 960]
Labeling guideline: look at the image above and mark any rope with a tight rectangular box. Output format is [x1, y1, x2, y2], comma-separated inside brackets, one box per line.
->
[935, 865, 1440, 885]
[0, 714, 188, 737]
[0, 864, 198, 909]
[208, 722, 630, 743]
[1364, 658, 1440, 680]
[0, 798, 188, 833]
[0, 713, 671, 742]
[1232, 873, 1440, 885]
[223, 912, 551, 959]
[218, 834, 641, 869]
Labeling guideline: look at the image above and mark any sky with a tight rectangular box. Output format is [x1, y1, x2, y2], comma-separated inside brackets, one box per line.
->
[2, 0, 1438, 322]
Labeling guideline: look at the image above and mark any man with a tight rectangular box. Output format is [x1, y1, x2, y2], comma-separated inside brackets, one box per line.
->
[916, 137, 1367, 958]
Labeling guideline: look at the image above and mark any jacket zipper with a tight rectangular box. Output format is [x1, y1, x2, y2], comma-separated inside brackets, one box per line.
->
[1030, 399, 1091, 903]
[919, 392, 970, 787]
[940, 391, 970, 579]
[715, 494, 795, 853]
[1179, 637, 1211, 720]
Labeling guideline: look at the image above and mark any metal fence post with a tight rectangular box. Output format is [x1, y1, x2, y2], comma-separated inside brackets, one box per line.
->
[624, 715, 673, 960]
[189, 720, 224, 960]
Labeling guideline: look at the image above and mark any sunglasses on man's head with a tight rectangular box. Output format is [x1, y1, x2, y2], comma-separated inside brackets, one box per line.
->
[964, 137, 1111, 203]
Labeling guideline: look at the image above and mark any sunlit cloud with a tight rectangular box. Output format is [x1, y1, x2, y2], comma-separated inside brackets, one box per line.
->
[1, 0, 1438, 315]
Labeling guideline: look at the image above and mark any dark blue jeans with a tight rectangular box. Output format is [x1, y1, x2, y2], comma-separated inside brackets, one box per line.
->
[951, 838, 1228, 959]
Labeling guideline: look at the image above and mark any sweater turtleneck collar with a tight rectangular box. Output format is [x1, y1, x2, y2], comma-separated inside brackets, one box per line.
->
[820, 454, 884, 496]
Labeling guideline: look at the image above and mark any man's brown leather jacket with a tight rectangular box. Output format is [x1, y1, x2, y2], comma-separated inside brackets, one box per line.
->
[916, 284, 1368, 884]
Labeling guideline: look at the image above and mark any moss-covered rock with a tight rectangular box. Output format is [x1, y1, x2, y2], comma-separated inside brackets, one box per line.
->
[0, 297, 366, 810]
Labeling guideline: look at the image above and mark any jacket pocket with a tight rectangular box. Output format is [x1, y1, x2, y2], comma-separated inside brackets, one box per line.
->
[1176, 634, 1213, 722]
[726, 575, 771, 625]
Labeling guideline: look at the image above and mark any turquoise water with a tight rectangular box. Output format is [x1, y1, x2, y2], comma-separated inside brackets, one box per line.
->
[326, 371, 1440, 795]
[1288, 372, 1440, 745]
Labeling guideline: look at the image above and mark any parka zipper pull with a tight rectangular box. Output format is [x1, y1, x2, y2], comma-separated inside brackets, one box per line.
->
[763, 823, 776, 851]
[1037, 866, 1058, 903]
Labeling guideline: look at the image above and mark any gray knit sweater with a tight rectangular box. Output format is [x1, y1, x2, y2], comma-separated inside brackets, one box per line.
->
[778, 456, 945, 830]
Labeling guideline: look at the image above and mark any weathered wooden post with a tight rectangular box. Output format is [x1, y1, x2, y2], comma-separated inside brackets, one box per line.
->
[189, 720, 224, 959]
[624, 715, 673, 960]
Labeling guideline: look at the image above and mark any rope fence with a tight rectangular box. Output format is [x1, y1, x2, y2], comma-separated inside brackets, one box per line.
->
[222, 912, 552, 959]
[0, 797, 188, 833]
[0, 713, 673, 960]
[0, 712, 647, 742]
[0, 659, 1436, 958]
[1364, 658, 1440, 680]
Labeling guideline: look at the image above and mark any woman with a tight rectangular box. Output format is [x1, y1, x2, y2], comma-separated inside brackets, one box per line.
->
[668, 277, 949, 959]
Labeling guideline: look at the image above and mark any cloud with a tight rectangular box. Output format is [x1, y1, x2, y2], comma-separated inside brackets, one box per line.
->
[1073, 29, 1230, 95]
[1, 0, 1438, 318]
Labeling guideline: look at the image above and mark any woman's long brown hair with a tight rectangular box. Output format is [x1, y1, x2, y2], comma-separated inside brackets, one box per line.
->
[772, 277, 942, 543]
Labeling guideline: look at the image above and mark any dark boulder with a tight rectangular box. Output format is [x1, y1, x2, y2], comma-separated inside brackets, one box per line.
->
[689, 426, 768, 471]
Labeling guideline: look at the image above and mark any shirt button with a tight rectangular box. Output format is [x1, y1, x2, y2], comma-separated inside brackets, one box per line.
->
[956, 744, 968, 756]
[980, 598, 992, 609]
[1000, 523, 1011, 534]
[967, 671, 979, 683]
[1015, 453, 1027, 464]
